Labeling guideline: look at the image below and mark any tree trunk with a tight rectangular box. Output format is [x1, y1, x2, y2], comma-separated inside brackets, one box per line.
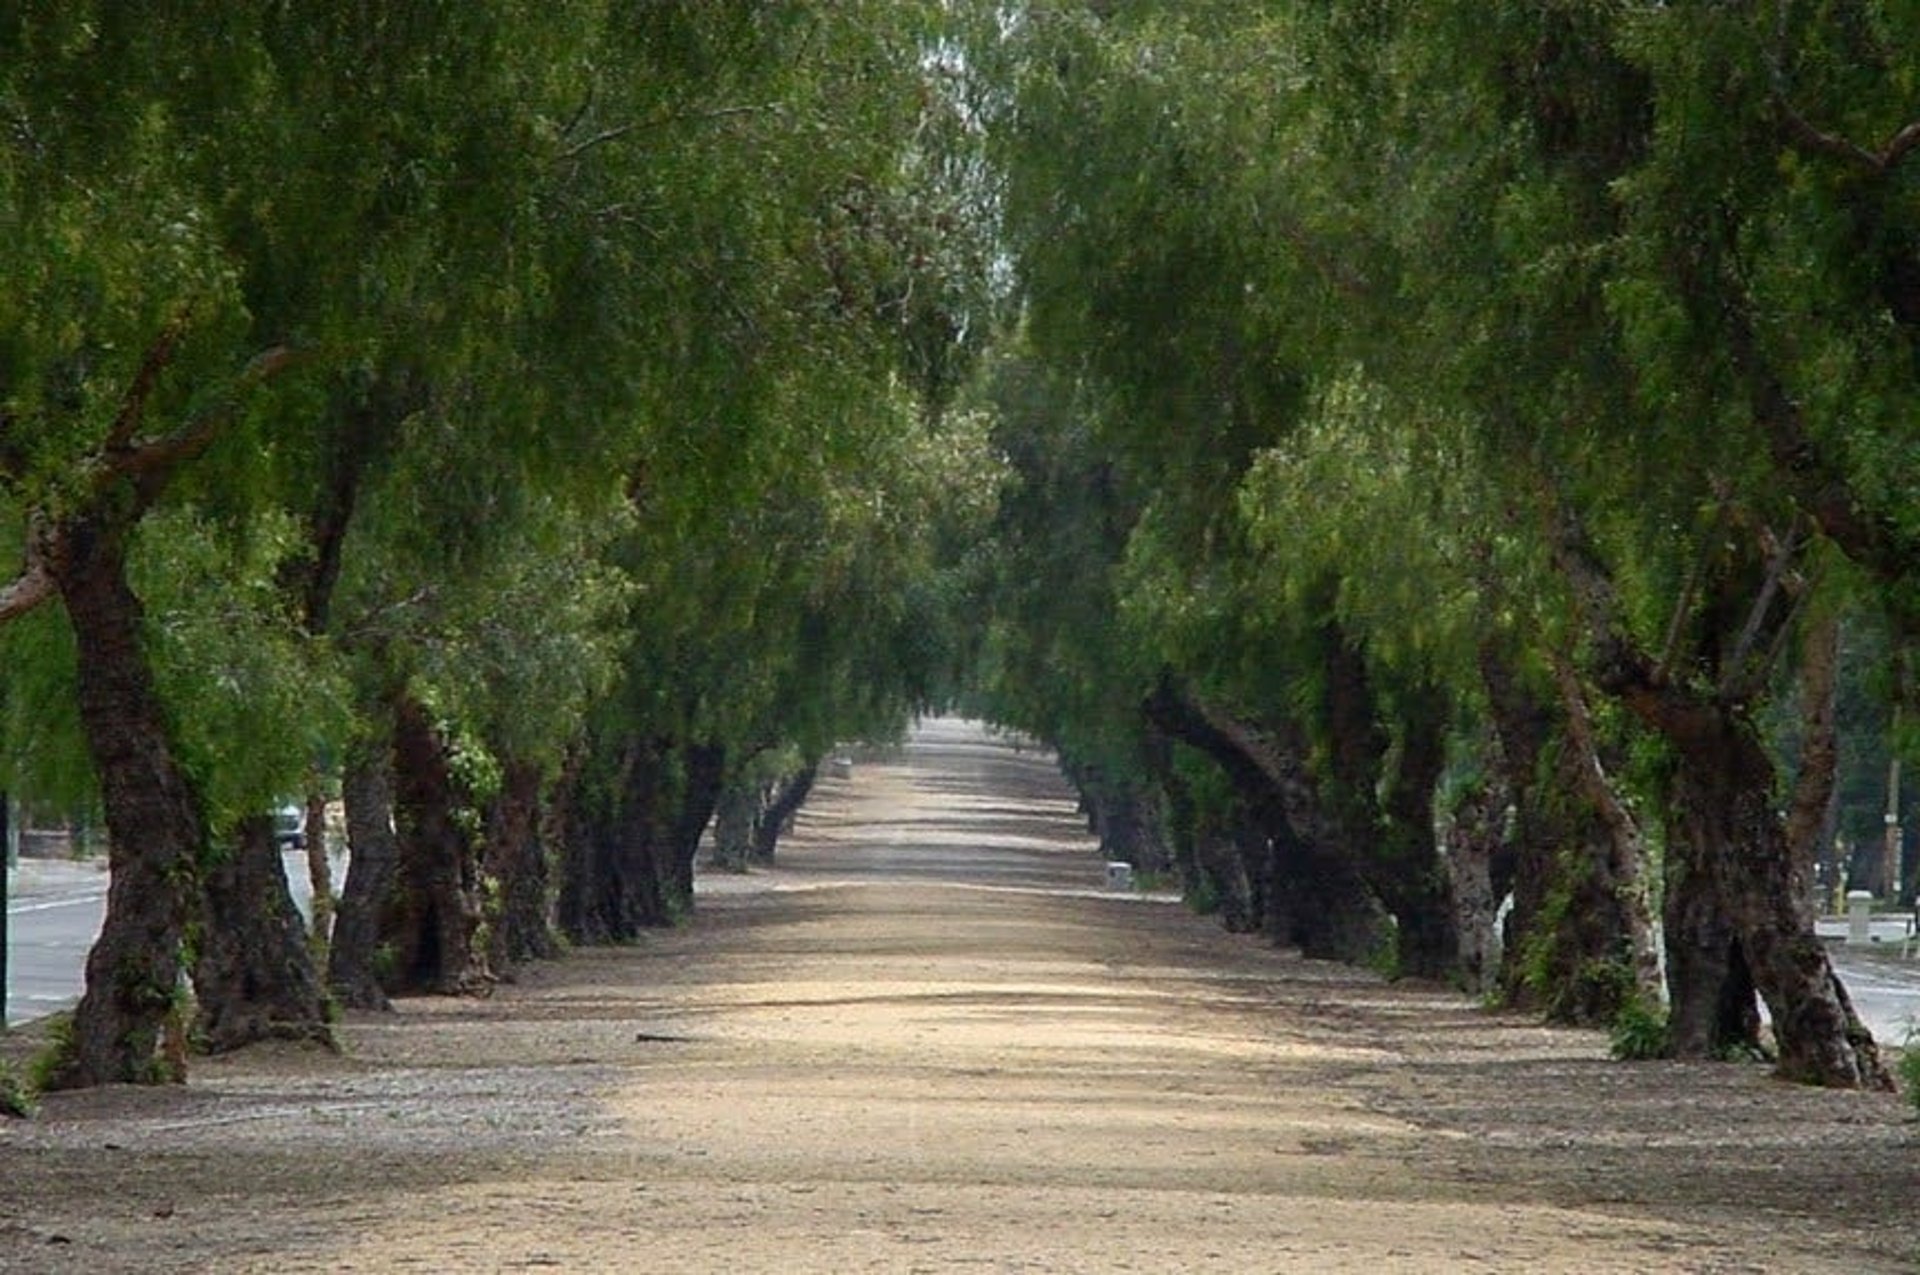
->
[1, 792, 10, 1029]
[192, 815, 335, 1052]
[41, 515, 202, 1088]
[1785, 611, 1841, 893]
[1373, 705, 1458, 980]
[1480, 639, 1647, 1023]
[484, 757, 556, 972]
[711, 776, 755, 873]
[557, 735, 686, 942]
[304, 785, 334, 952]
[1664, 722, 1888, 1086]
[1661, 802, 1757, 1058]
[1316, 630, 1457, 980]
[1143, 676, 1392, 964]
[1444, 771, 1509, 996]
[1155, 745, 1257, 928]
[750, 763, 816, 864]
[1548, 654, 1664, 1009]
[382, 694, 490, 995]
[329, 739, 397, 1011]
[667, 742, 727, 909]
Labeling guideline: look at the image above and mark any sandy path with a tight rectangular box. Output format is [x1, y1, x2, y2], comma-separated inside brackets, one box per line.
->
[2, 718, 1913, 1272]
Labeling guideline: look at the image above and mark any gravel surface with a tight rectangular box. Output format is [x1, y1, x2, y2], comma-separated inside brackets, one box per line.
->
[2, 718, 1914, 1272]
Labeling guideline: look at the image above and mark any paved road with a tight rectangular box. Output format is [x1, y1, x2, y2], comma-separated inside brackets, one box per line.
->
[4, 851, 336, 1027]
[4, 858, 108, 1026]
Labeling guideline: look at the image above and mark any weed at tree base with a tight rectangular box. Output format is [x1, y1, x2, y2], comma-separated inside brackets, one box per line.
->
[1609, 995, 1669, 1061]
[0, 1060, 37, 1118]
[1898, 1028, 1920, 1116]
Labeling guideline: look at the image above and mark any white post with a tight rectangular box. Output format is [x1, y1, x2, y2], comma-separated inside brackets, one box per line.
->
[1846, 890, 1875, 946]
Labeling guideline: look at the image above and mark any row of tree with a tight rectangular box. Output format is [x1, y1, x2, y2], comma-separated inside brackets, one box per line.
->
[4, 2, 1915, 1098]
[962, 1, 1916, 1091]
[1, 3, 993, 1086]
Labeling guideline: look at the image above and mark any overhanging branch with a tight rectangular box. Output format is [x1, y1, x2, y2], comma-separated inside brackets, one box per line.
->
[0, 516, 55, 625]
[0, 561, 53, 624]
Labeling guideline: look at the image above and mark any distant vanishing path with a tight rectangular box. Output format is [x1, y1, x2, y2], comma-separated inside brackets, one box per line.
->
[1, 718, 1911, 1273]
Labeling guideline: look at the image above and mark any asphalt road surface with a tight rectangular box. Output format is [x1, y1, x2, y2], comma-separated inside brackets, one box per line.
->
[4, 850, 337, 1027]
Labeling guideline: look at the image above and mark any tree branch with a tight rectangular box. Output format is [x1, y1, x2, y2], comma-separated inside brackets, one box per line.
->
[1719, 286, 1917, 595]
[1541, 482, 1721, 748]
[103, 310, 193, 456]
[1719, 521, 1801, 696]
[561, 102, 783, 161]
[0, 514, 56, 625]
[109, 345, 300, 503]
[1784, 608, 1841, 903]
[1768, 3, 1920, 175]
[1654, 487, 1732, 686]
[0, 560, 53, 624]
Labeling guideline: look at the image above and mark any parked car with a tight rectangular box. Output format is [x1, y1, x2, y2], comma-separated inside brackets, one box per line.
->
[272, 805, 307, 852]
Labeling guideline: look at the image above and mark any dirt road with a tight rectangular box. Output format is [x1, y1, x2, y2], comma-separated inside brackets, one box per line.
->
[2, 718, 1913, 1272]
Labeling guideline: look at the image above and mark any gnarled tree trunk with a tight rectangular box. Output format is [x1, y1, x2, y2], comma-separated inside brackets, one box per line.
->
[382, 694, 489, 995]
[711, 776, 756, 873]
[329, 738, 398, 1011]
[44, 514, 201, 1088]
[750, 763, 816, 864]
[484, 757, 556, 973]
[1555, 501, 1889, 1087]
[1480, 638, 1651, 1024]
[1144, 676, 1393, 964]
[557, 735, 683, 942]
[193, 815, 335, 1052]
[1315, 625, 1458, 981]
[667, 742, 726, 908]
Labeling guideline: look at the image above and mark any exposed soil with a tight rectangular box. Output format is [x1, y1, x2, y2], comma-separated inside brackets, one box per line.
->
[2, 718, 1914, 1273]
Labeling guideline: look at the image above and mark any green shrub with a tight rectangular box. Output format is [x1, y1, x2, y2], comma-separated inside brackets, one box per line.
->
[27, 1012, 76, 1092]
[1609, 995, 1669, 1061]
[1898, 1029, 1920, 1116]
[0, 1061, 36, 1119]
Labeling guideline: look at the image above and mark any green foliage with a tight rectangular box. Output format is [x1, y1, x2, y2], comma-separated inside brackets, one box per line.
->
[1610, 996, 1670, 1063]
[0, 1060, 37, 1118]
[1898, 1031, 1920, 1115]
[26, 1012, 76, 1093]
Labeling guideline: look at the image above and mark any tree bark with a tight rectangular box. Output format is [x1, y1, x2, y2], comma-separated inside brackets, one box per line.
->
[42, 514, 201, 1088]
[557, 735, 684, 942]
[329, 739, 397, 1011]
[1, 792, 10, 1028]
[1073, 765, 1175, 877]
[750, 763, 816, 864]
[1314, 628, 1458, 980]
[1480, 638, 1646, 1023]
[711, 776, 756, 873]
[192, 815, 335, 1052]
[1444, 770, 1508, 996]
[1553, 501, 1890, 1087]
[1662, 798, 1759, 1058]
[483, 757, 556, 972]
[1143, 676, 1392, 963]
[1662, 718, 1886, 1085]
[668, 742, 727, 908]
[1785, 611, 1841, 888]
[382, 694, 490, 995]
[1548, 654, 1664, 1008]
[303, 786, 334, 951]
